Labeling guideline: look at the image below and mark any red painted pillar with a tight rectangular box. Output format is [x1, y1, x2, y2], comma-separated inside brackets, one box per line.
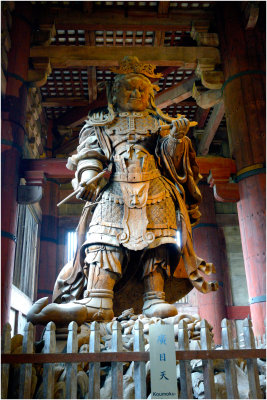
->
[1, 4, 32, 328]
[193, 183, 227, 344]
[237, 173, 266, 335]
[217, 2, 266, 336]
[37, 180, 59, 303]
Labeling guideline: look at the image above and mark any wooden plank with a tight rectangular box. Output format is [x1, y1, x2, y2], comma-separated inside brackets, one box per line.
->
[198, 101, 225, 155]
[33, 8, 213, 32]
[42, 97, 90, 107]
[1, 323, 11, 399]
[155, 76, 197, 108]
[2, 349, 266, 364]
[111, 321, 123, 399]
[43, 322, 56, 399]
[89, 321, 101, 399]
[87, 67, 97, 104]
[133, 320, 146, 399]
[19, 322, 34, 399]
[200, 320, 216, 399]
[66, 321, 78, 399]
[221, 319, 240, 399]
[243, 318, 262, 399]
[30, 46, 221, 69]
[178, 320, 193, 399]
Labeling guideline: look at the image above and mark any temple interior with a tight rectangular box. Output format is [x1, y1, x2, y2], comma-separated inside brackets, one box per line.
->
[1, 0, 266, 350]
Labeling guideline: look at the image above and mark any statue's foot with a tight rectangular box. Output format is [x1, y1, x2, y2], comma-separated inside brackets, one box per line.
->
[26, 297, 88, 327]
[75, 289, 114, 322]
[142, 291, 178, 319]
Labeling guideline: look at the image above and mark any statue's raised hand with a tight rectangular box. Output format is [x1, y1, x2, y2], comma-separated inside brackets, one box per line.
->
[170, 117, 190, 140]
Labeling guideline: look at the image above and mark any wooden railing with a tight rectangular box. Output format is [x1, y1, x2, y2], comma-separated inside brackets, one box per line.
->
[1, 318, 265, 399]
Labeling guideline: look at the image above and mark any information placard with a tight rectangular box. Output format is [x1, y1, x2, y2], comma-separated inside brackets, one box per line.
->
[149, 324, 178, 399]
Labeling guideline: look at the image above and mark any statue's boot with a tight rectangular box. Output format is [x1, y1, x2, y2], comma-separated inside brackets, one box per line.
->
[26, 297, 88, 327]
[142, 269, 178, 318]
[74, 267, 117, 322]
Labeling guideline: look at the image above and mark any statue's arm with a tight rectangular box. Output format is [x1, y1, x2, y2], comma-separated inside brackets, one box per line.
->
[66, 124, 109, 201]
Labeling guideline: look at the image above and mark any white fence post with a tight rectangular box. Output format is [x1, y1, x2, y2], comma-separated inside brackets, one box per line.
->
[133, 320, 146, 399]
[111, 321, 123, 399]
[43, 321, 56, 399]
[1, 323, 11, 399]
[66, 321, 78, 399]
[200, 319, 216, 399]
[19, 322, 34, 399]
[221, 318, 239, 399]
[243, 318, 262, 399]
[178, 320, 193, 399]
[89, 321, 100, 399]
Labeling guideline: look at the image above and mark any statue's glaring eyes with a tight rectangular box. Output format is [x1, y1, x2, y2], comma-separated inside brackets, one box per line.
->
[115, 76, 151, 112]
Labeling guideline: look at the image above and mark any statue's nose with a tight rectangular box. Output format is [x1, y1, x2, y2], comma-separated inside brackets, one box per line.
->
[131, 89, 141, 98]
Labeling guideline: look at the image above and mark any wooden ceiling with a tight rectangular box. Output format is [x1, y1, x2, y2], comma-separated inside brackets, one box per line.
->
[29, 1, 229, 158]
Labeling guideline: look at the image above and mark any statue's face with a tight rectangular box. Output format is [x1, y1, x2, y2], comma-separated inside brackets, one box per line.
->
[115, 75, 151, 111]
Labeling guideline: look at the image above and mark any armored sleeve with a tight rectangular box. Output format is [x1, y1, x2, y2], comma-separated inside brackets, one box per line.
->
[66, 123, 108, 189]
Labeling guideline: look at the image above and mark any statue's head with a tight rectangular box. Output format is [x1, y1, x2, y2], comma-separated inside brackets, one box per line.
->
[109, 56, 162, 112]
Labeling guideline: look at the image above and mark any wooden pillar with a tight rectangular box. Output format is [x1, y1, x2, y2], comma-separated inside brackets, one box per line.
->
[217, 2, 266, 335]
[37, 180, 59, 303]
[193, 183, 227, 344]
[1, 4, 32, 328]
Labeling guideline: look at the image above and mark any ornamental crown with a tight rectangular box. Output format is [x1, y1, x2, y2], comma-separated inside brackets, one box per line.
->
[110, 56, 162, 79]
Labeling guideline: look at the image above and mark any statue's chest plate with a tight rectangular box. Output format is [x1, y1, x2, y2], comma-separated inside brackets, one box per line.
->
[105, 112, 159, 147]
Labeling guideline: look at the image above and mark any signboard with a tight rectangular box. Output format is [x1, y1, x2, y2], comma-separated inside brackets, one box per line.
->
[149, 324, 178, 399]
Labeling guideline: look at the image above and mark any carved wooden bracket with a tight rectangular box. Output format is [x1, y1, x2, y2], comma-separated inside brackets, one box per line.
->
[191, 26, 219, 47]
[17, 185, 43, 204]
[31, 22, 56, 46]
[192, 83, 222, 109]
[23, 170, 46, 186]
[207, 168, 240, 203]
[28, 57, 52, 87]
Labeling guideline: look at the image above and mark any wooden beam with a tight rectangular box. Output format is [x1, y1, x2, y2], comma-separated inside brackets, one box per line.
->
[198, 101, 225, 155]
[55, 96, 107, 128]
[33, 8, 212, 32]
[42, 97, 89, 107]
[30, 46, 221, 69]
[194, 106, 210, 129]
[87, 67, 97, 103]
[22, 156, 236, 180]
[158, 2, 170, 17]
[155, 76, 197, 108]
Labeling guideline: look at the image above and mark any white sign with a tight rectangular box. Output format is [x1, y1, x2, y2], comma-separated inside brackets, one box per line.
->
[149, 324, 178, 399]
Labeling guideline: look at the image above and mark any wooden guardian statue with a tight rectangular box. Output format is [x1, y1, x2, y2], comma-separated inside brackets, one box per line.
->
[27, 57, 218, 327]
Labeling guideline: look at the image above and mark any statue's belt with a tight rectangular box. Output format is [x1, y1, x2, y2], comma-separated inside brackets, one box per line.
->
[111, 169, 161, 182]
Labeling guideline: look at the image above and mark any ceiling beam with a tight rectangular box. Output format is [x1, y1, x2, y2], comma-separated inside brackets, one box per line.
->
[194, 106, 210, 128]
[155, 76, 197, 108]
[198, 101, 225, 155]
[30, 46, 220, 69]
[55, 95, 107, 128]
[42, 97, 89, 107]
[33, 8, 212, 32]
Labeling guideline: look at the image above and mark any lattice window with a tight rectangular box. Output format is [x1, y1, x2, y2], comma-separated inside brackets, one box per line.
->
[13, 204, 40, 300]
[95, 30, 154, 46]
[162, 102, 198, 119]
[51, 29, 86, 45]
[164, 31, 196, 46]
[157, 69, 194, 91]
[41, 69, 89, 98]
